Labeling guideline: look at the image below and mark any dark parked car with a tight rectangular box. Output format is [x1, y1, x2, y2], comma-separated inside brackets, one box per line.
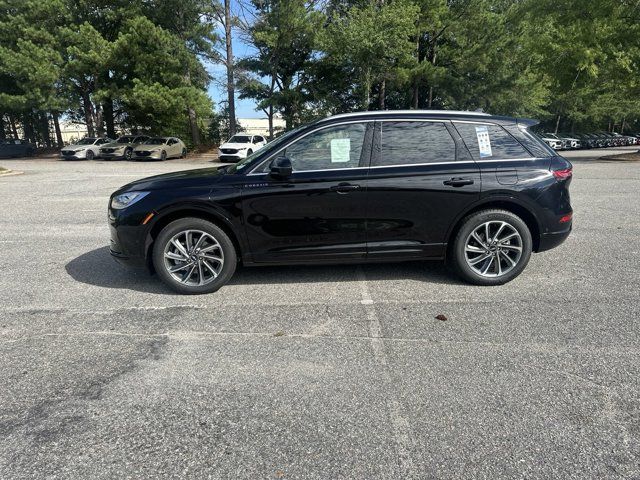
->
[0, 139, 35, 158]
[109, 110, 573, 294]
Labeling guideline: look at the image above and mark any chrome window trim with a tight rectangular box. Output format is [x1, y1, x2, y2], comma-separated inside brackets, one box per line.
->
[247, 118, 538, 175]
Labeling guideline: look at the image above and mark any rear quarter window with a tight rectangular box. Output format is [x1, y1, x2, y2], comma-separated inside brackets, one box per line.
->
[453, 123, 531, 160]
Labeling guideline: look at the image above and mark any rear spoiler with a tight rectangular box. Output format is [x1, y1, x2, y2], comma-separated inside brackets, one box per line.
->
[516, 118, 540, 128]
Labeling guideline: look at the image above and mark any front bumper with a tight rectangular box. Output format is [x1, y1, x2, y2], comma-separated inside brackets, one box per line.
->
[133, 151, 162, 160]
[61, 151, 86, 159]
[101, 151, 127, 159]
[218, 150, 247, 162]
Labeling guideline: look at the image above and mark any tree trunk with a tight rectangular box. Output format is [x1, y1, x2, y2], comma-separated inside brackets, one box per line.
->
[104, 98, 115, 138]
[268, 104, 273, 140]
[52, 111, 63, 147]
[224, 0, 236, 137]
[9, 115, 18, 138]
[554, 114, 561, 134]
[82, 92, 96, 137]
[188, 107, 201, 145]
[427, 40, 438, 109]
[0, 115, 5, 140]
[40, 113, 51, 147]
[23, 114, 35, 144]
[378, 79, 386, 110]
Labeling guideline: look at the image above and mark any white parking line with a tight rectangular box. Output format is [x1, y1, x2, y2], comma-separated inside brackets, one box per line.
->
[357, 266, 414, 477]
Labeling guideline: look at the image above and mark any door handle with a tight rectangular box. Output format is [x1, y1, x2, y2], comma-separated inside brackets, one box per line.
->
[330, 183, 361, 194]
[443, 177, 474, 187]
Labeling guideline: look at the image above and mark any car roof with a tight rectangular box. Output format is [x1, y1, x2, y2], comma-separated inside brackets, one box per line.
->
[313, 110, 538, 127]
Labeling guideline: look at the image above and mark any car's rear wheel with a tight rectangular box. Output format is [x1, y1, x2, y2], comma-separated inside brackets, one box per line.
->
[86, 150, 94, 160]
[152, 218, 237, 294]
[450, 209, 532, 286]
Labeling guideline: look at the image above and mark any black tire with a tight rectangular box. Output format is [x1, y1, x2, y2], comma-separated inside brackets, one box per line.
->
[181, 148, 187, 158]
[86, 150, 94, 160]
[246, 149, 253, 156]
[125, 148, 133, 161]
[160, 150, 167, 161]
[450, 209, 532, 286]
[152, 217, 237, 294]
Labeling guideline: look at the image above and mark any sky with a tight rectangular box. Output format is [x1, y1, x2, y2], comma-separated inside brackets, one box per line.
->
[205, 7, 263, 120]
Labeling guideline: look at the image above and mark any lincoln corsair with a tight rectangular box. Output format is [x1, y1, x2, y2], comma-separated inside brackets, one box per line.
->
[109, 110, 573, 294]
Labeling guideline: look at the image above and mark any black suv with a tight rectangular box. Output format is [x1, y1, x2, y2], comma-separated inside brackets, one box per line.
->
[109, 110, 573, 294]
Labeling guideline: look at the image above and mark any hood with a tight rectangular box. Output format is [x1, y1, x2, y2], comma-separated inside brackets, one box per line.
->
[102, 141, 128, 148]
[134, 143, 164, 150]
[117, 167, 226, 192]
[65, 143, 92, 150]
[220, 142, 250, 149]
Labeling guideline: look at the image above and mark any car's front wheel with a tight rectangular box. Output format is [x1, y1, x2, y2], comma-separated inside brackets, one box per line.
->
[125, 148, 133, 161]
[152, 218, 237, 294]
[86, 150, 94, 160]
[450, 209, 532, 286]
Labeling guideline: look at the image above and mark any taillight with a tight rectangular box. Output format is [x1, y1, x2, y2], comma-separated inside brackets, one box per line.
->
[559, 213, 573, 223]
[552, 168, 572, 180]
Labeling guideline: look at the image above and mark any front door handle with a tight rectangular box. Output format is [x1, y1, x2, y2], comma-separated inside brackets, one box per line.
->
[443, 177, 474, 187]
[330, 183, 361, 194]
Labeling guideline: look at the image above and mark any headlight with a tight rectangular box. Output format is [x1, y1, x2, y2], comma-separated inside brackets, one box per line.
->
[111, 191, 149, 210]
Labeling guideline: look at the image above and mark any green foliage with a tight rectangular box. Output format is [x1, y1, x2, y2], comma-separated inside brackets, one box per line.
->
[1, 0, 640, 145]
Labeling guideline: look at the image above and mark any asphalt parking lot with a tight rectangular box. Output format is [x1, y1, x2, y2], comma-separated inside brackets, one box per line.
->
[1, 149, 639, 479]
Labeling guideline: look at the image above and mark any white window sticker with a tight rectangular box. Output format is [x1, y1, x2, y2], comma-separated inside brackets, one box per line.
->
[475, 126, 493, 158]
[330, 138, 351, 163]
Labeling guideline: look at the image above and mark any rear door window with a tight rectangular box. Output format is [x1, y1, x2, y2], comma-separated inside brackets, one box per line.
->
[453, 123, 530, 160]
[374, 121, 455, 166]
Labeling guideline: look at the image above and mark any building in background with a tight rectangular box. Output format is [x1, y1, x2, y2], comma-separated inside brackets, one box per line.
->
[237, 115, 286, 138]
[58, 121, 89, 145]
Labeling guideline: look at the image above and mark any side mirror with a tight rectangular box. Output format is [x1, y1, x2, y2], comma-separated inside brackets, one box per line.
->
[270, 156, 293, 178]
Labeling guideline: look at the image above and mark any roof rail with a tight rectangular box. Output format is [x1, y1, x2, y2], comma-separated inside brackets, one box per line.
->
[326, 109, 491, 120]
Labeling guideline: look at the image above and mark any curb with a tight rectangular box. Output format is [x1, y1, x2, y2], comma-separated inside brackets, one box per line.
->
[0, 169, 24, 177]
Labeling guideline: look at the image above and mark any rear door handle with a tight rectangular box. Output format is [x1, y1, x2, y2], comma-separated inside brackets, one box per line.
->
[330, 183, 361, 194]
[443, 177, 474, 187]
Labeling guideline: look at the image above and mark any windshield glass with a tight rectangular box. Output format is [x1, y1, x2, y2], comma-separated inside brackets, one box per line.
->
[227, 127, 303, 174]
[145, 137, 166, 144]
[228, 135, 252, 143]
[116, 136, 134, 143]
[78, 138, 96, 145]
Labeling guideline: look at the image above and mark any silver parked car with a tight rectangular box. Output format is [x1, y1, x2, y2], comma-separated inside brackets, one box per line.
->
[61, 137, 114, 160]
[132, 137, 187, 161]
[100, 135, 150, 160]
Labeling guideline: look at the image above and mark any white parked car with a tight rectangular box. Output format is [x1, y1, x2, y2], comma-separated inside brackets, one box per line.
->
[540, 135, 563, 150]
[61, 137, 114, 160]
[218, 134, 267, 162]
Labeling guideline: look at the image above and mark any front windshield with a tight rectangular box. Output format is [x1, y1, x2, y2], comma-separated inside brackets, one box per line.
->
[228, 135, 252, 143]
[145, 137, 166, 145]
[116, 136, 135, 143]
[227, 127, 303, 173]
[78, 138, 96, 145]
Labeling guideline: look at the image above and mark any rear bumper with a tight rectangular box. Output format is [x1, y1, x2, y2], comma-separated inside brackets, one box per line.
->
[538, 226, 571, 252]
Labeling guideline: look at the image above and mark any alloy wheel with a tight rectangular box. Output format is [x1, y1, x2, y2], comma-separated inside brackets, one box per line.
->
[163, 230, 224, 286]
[464, 221, 523, 278]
